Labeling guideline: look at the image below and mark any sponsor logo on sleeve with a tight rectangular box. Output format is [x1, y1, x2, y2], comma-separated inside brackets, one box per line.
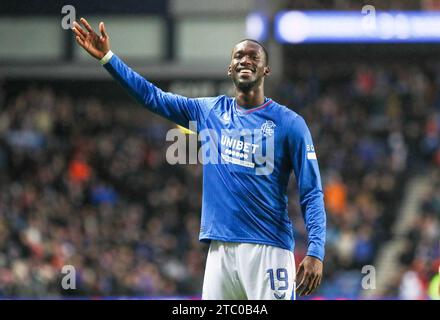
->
[306, 144, 317, 160]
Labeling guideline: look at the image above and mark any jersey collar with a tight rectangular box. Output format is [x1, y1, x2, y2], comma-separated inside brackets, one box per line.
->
[234, 97, 273, 115]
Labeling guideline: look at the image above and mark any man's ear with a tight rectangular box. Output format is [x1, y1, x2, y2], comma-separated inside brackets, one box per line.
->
[264, 66, 271, 76]
[227, 65, 232, 77]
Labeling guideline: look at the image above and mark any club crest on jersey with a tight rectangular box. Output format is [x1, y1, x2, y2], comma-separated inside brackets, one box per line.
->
[260, 120, 276, 137]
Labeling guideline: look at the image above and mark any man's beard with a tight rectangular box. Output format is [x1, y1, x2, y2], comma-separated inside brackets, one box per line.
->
[233, 76, 261, 92]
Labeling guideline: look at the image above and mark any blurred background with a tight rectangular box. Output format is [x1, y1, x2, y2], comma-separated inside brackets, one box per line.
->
[0, 0, 439, 299]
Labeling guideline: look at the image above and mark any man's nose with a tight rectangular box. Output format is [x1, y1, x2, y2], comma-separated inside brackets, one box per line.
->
[239, 55, 252, 65]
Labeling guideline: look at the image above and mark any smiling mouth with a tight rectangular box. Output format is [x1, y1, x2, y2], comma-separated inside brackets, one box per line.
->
[237, 69, 254, 76]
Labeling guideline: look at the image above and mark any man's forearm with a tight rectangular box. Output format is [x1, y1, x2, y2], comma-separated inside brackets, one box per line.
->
[101, 52, 160, 109]
[302, 191, 326, 261]
[100, 52, 198, 128]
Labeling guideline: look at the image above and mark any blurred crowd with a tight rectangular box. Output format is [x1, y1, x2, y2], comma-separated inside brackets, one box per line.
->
[394, 169, 440, 300]
[0, 87, 206, 297]
[0, 59, 439, 299]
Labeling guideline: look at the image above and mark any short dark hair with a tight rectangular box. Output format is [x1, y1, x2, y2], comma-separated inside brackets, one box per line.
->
[236, 39, 269, 66]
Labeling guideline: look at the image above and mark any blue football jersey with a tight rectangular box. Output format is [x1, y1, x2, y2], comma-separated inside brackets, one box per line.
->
[103, 54, 326, 261]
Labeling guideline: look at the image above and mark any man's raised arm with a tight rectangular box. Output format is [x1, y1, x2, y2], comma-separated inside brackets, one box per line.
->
[71, 18, 213, 128]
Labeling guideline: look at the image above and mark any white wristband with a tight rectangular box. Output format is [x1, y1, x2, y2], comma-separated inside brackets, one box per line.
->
[100, 50, 114, 65]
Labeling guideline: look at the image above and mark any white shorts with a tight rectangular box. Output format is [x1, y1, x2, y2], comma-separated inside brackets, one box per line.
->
[202, 241, 296, 300]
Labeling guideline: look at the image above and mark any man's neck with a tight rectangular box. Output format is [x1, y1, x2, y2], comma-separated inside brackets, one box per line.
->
[235, 87, 265, 108]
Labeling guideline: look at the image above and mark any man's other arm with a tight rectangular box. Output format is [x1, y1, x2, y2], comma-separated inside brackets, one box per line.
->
[288, 115, 327, 296]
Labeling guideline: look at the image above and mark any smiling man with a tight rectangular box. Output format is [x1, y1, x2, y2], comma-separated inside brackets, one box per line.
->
[72, 18, 326, 300]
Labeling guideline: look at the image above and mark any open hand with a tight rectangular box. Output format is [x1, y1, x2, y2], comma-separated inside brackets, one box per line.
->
[72, 18, 110, 60]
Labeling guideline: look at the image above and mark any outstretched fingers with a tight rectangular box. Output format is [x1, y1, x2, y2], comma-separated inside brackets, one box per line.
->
[74, 21, 87, 36]
[72, 23, 86, 40]
[80, 17, 95, 34]
[75, 36, 86, 48]
[99, 22, 108, 39]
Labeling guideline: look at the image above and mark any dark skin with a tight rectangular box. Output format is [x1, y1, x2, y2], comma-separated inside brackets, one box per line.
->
[71, 18, 109, 60]
[296, 255, 323, 296]
[71, 18, 324, 297]
[228, 40, 270, 107]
